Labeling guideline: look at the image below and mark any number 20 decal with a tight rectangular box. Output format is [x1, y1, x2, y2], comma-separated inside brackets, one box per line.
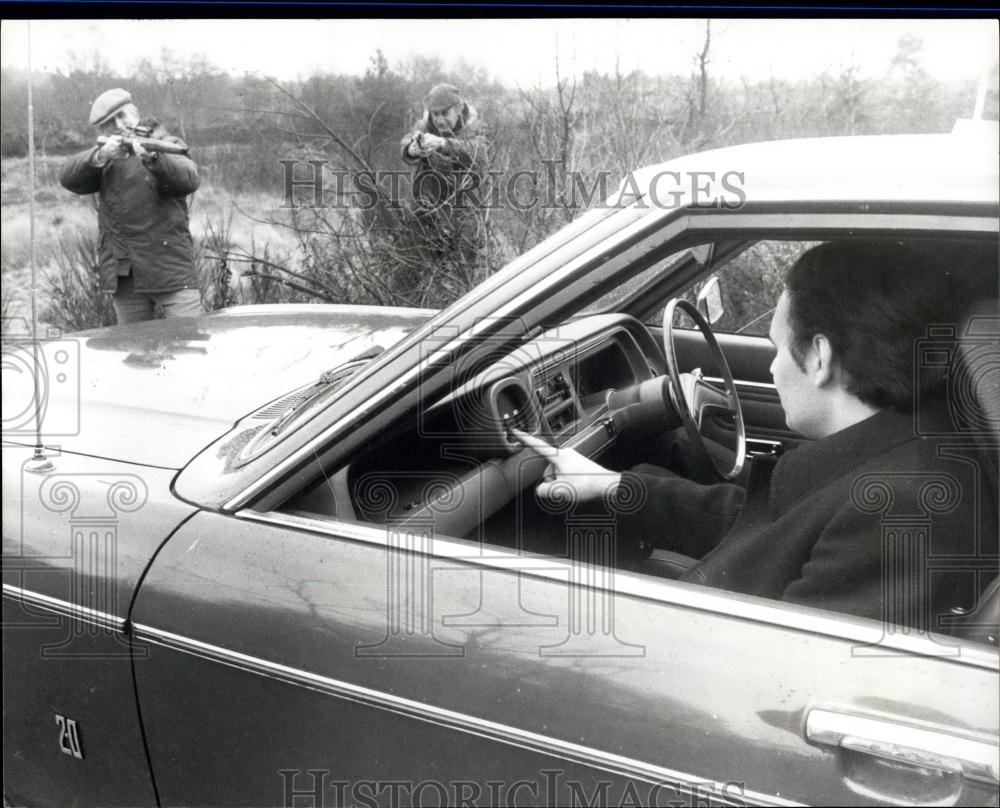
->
[55, 714, 83, 759]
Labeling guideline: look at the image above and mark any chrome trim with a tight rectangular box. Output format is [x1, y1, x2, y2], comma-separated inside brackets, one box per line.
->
[236, 510, 1000, 671]
[746, 439, 784, 448]
[1, 583, 127, 632]
[747, 439, 785, 458]
[705, 376, 778, 392]
[133, 623, 802, 807]
[216, 303, 440, 318]
[806, 707, 999, 785]
[686, 213, 998, 233]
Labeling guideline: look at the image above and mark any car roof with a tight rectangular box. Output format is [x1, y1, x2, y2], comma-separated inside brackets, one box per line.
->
[628, 125, 1000, 208]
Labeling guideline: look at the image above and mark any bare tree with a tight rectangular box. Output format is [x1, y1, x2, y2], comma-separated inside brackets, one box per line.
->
[210, 75, 500, 310]
[686, 20, 712, 131]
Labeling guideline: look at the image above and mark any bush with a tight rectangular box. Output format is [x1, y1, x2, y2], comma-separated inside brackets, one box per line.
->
[39, 233, 116, 333]
[198, 212, 297, 309]
[1, 282, 22, 338]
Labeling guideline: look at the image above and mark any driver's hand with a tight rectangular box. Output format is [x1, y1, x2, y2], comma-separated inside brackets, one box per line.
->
[509, 429, 622, 502]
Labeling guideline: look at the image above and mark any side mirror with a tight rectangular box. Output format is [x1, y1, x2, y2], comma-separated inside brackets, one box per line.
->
[696, 275, 725, 325]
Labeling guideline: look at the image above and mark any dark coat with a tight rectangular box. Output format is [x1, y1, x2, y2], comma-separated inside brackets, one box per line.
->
[59, 129, 200, 294]
[400, 104, 488, 209]
[622, 398, 998, 631]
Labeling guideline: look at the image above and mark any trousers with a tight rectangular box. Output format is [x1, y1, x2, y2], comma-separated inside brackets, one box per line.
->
[112, 274, 204, 324]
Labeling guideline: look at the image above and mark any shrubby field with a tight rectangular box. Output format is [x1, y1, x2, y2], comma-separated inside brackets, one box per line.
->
[1, 38, 996, 333]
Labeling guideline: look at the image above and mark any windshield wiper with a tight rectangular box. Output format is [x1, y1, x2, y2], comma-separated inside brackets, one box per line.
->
[318, 344, 385, 385]
[237, 345, 389, 466]
[265, 345, 387, 439]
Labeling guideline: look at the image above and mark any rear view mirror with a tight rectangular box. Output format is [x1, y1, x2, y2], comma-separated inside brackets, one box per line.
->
[696, 275, 725, 324]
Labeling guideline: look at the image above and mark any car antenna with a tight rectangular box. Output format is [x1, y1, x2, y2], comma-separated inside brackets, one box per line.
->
[972, 62, 990, 120]
[23, 22, 53, 475]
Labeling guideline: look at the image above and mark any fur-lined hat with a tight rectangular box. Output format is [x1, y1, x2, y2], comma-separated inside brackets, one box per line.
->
[425, 83, 462, 112]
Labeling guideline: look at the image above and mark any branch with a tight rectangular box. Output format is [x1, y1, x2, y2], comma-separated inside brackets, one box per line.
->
[240, 270, 334, 301]
[261, 75, 374, 175]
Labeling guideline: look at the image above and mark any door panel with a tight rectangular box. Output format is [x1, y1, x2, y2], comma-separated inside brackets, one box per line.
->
[132, 644, 707, 807]
[674, 330, 776, 384]
[669, 328, 803, 452]
[130, 510, 998, 806]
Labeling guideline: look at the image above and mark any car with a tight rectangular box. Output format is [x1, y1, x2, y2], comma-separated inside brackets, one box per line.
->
[3, 124, 998, 807]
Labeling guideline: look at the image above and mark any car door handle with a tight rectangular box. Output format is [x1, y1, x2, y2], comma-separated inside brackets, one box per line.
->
[746, 437, 784, 457]
[806, 707, 999, 786]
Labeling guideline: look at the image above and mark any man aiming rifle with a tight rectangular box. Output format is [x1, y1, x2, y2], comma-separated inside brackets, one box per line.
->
[60, 88, 203, 324]
[96, 125, 191, 157]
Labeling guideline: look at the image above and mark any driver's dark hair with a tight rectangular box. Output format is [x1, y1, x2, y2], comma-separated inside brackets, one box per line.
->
[784, 240, 959, 412]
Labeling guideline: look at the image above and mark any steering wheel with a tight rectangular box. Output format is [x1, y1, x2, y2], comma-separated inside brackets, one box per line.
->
[662, 298, 746, 481]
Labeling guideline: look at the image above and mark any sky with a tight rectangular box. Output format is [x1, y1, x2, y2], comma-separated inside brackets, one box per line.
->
[1, 18, 997, 87]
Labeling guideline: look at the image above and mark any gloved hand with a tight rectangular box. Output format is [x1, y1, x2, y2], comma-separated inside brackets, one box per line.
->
[420, 133, 449, 151]
[94, 135, 129, 164]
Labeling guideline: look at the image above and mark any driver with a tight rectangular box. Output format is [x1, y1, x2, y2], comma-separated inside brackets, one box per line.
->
[514, 240, 997, 632]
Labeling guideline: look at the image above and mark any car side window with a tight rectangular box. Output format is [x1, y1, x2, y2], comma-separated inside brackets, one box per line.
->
[696, 240, 818, 336]
[638, 240, 818, 336]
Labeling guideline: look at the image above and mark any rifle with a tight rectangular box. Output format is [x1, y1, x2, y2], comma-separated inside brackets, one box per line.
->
[96, 125, 189, 156]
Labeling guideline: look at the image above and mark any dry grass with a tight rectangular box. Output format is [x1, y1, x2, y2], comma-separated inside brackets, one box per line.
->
[2, 156, 96, 329]
[1, 155, 303, 330]
[187, 184, 300, 257]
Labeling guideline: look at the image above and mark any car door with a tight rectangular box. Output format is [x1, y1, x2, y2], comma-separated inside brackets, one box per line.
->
[132, 188, 998, 805]
[128, 501, 998, 807]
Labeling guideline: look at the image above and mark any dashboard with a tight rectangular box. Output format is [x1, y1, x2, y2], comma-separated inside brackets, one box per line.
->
[537, 339, 642, 434]
[326, 314, 667, 534]
[488, 333, 645, 451]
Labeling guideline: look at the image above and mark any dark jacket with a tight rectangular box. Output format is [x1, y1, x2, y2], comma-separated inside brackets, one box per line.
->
[59, 128, 200, 294]
[622, 398, 998, 631]
[400, 103, 487, 209]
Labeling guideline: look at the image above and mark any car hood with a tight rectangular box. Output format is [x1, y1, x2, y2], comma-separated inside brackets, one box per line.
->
[2, 305, 436, 470]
